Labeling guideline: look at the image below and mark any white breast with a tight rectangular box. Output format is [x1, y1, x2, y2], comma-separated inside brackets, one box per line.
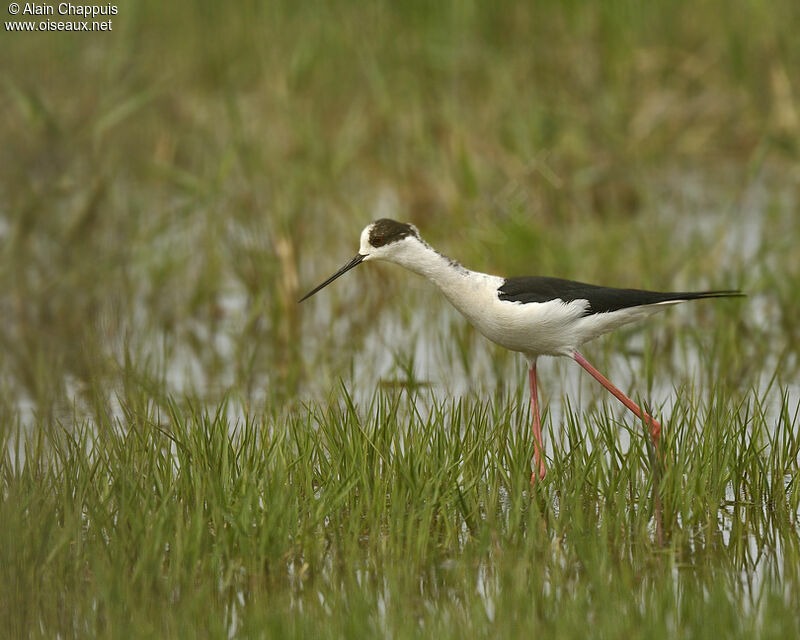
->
[380, 237, 668, 358]
[442, 276, 668, 357]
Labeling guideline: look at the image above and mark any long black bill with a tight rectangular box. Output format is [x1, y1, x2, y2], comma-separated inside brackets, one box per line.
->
[298, 254, 366, 302]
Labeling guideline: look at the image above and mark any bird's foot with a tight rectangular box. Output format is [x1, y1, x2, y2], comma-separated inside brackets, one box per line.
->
[530, 461, 547, 485]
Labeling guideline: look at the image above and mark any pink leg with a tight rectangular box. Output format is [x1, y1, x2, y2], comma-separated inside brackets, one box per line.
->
[529, 362, 547, 484]
[572, 351, 661, 444]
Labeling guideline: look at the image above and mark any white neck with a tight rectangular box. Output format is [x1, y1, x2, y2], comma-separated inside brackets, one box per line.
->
[385, 238, 471, 294]
[380, 236, 505, 338]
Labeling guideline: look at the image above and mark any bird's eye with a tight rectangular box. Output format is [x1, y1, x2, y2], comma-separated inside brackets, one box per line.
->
[374, 236, 384, 246]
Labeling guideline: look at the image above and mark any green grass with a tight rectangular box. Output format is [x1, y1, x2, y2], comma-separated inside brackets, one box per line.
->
[2, 0, 800, 637]
[2, 383, 799, 637]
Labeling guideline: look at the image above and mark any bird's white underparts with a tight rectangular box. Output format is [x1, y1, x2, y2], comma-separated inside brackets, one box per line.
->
[299, 218, 742, 484]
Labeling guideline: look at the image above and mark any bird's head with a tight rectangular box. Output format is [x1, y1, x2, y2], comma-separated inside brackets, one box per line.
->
[358, 218, 421, 263]
[298, 219, 421, 302]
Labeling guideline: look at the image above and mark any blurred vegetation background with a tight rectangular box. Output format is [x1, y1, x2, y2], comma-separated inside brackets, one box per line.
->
[2, 0, 799, 420]
[2, 1, 800, 637]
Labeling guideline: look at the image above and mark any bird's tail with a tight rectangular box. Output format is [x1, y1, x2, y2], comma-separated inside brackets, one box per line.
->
[672, 290, 744, 300]
[654, 290, 745, 305]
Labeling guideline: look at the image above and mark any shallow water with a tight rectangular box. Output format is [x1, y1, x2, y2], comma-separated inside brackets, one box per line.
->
[5, 171, 799, 446]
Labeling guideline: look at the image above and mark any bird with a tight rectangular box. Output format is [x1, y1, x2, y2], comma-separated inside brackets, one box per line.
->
[299, 218, 742, 484]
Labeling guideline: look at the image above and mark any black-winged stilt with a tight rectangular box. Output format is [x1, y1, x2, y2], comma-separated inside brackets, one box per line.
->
[299, 218, 742, 484]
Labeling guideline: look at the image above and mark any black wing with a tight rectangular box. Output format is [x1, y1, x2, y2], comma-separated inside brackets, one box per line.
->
[497, 276, 742, 315]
